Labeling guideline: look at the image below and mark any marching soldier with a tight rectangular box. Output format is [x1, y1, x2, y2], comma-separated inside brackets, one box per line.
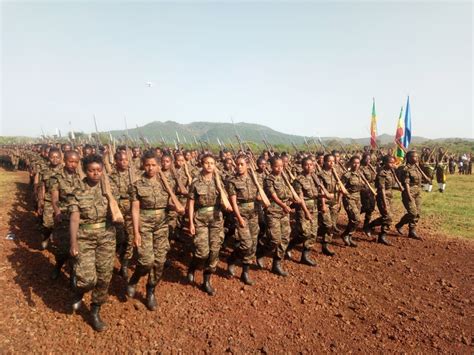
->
[69, 154, 117, 332]
[360, 153, 377, 236]
[395, 150, 424, 240]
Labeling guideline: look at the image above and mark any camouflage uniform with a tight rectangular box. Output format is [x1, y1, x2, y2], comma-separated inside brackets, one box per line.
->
[68, 179, 116, 305]
[49, 168, 81, 262]
[291, 173, 318, 251]
[109, 169, 134, 261]
[227, 174, 260, 265]
[129, 175, 170, 286]
[318, 169, 339, 243]
[261, 173, 292, 260]
[341, 170, 365, 237]
[40, 165, 63, 231]
[370, 167, 396, 234]
[398, 164, 422, 232]
[359, 164, 376, 228]
[189, 175, 224, 273]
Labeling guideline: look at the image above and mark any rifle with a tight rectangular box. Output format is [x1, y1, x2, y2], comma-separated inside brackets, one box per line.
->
[170, 163, 188, 195]
[157, 165, 185, 214]
[390, 167, 404, 192]
[100, 172, 124, 224]
[310, 172, 331, 199]
[214, 169, 233, 211]
[281, 171, 301, 204]
[249, 166, 271, 208]
[332, 168, 349, 195]
[357, 171, 377, 196]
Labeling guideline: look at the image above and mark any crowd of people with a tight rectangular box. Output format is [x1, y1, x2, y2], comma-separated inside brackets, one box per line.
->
[0, 141, 462, 332]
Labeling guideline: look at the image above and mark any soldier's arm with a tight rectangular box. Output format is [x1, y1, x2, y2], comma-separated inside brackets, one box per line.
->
[69, 211, 80, 257]
[131, 200, 141, 246]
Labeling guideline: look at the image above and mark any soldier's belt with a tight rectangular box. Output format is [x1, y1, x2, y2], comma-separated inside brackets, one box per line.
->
[304, 199, 316, 207]
[141, 208, 166, 215]
[238, 201, 255, 209]
[80, 222, 107, 230]
[197, 206, 216, 213]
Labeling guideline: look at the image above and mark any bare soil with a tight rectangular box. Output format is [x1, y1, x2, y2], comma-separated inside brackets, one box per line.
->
[0, 169, 472, 353]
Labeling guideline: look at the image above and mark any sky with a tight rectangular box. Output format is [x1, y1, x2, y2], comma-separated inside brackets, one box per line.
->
[1, 1, 473, 139]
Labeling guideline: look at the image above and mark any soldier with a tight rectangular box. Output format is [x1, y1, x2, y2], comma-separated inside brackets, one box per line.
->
[435, 148, 448, 193]
[109, 151, 135, 280]
[257, 156, 294, 277]
[187, 154, 228, 295]
[131, 147, 142, 170]
[340, 155, 365, 247]
[49, 150, 81, 281]
[395, 150, 424, 240]
[289, 157, 318, 266]
[368, 155, 398, 245]
[127, 151, 171, 310]
[227, 155, 260, 285]
[360, 153, 377, 236]
[37, 147, 63, 250]
[318, 154, 339, 256]
[69, 154, 117, 332]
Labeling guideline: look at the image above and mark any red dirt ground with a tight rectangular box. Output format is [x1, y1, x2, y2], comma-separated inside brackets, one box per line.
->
[0, 169, 472, 353]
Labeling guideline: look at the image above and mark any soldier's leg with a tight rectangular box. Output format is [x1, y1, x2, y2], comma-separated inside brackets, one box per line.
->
[300, 210, 317, 265]
[408, 191, 422, 240]
[269, 213, 289, 277]
[342, 198, 360, 247]
[91, 227, 116, 305]
[128, 215, 154, 296]
[51, 220, 70, 280]
[120, 216, 134, 280]
[41, 201, 54, 249]
[396, 193, 415, 233]
[74, 229, 98, 305]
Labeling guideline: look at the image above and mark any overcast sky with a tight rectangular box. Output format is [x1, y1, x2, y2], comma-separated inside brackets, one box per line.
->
[1, 1, 472, 138]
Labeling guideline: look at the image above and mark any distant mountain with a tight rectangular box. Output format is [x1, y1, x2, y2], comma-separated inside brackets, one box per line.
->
[108, 120, 443, 147]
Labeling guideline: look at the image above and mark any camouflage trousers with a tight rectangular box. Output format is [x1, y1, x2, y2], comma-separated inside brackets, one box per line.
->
[342, 194, 361, 235]
[291, 203, 317, 251]
[399, 188, 422, 230]
[42, 200, 54, 230]
[360, 190, 375, 226]
[116, 215, 134, 261]
[231, 207, 259, 265]
[319, 200, 340, 243]
[263, 210, 291, 260]
[137, 209, 169, 287]
[370, 193, 393, 233]
[193, 208, 224, 273]
[74, 225, 116, 305]
[52, 217, 70, 261]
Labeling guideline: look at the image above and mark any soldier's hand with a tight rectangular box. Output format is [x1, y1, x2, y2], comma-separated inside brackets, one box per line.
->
[54, 212, 63, 224]
[326, 193, 335, 200]
[134, 234, 142, 247]
[238, 218, 246, 228]
[70, 242, 79, 257]
[189, 224, 196, 236]
[283, 205, 292, 214]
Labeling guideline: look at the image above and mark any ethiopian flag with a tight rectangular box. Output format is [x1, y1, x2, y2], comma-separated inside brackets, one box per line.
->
[370, 98, 377, 149]
[395, 106, 405, 162]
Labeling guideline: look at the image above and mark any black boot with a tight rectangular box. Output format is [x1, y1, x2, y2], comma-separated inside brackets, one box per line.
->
[322, 242, 335, 256]
[72, 291, 84, 312]
[256, 248, 265, 269]
[342, 233, 351, 246]
[187, 257, 199, 284]
[145, 285, 157, 311]
[50, 258, 66, 280]
[348, 236, 357, 247]
[41, 235, 50, 250]
[363, 224, 372, 238]
[271, 258, 288, 277]
[120, 259, 129, 281]
[395, 222, 404, 235]
[409, 229, 422, 240]
[90, 303, 108, 332]
[127, 265, 146, 298]
[227, 254, 236, 277]
[300, 249, 316, 266]
[241, 264, 255, 285]
[202, 272, 215, 296]
[378, 232, 391, 246]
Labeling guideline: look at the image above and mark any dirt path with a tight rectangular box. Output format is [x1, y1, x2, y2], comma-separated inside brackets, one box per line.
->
[0, 169, 472, 353]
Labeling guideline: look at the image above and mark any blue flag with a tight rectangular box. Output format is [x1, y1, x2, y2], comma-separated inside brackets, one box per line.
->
[402, 96, 411, 149]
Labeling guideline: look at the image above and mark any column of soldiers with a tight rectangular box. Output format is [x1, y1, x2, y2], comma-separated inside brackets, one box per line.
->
[1, 140, 452, 332]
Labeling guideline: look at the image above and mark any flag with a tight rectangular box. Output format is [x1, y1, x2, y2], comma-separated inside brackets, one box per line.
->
[395, 106, 405, 161]
[370, 98, 377, 149]
[402, 96, 411, 149]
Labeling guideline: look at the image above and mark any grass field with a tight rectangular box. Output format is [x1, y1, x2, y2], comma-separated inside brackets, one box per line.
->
[391, 174, 474, 239]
